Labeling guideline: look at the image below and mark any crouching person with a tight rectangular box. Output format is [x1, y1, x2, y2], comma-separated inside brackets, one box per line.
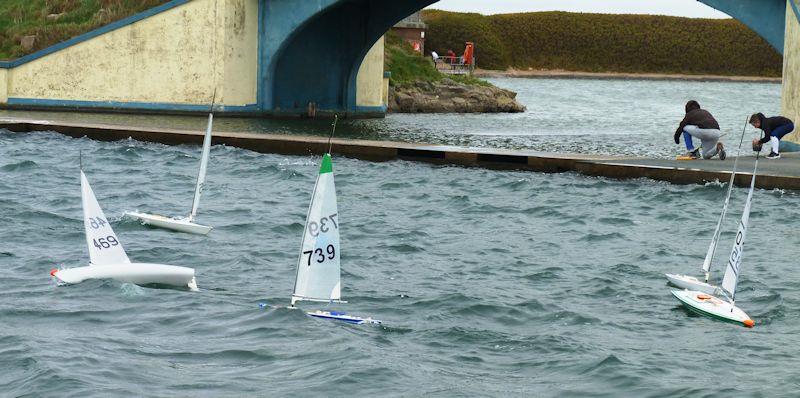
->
[674, 100, 726, 160]
[750, 113, 794, 159]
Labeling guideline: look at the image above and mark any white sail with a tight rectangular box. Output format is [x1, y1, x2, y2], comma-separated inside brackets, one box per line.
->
[703, 129, 748, 274]
[702, 159, 742, 273]
[189, 113, 213, 221]
[721, 160, 758, 299]
[81, 171, 130, 266]
[292, 153, 341, 305]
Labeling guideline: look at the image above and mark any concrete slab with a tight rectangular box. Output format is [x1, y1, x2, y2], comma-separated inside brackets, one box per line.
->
[2, 116, 799, 190]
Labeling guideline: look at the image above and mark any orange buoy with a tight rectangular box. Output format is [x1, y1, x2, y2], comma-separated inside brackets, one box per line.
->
[50, 269, 58, 277]
[743, 319, 755, 328]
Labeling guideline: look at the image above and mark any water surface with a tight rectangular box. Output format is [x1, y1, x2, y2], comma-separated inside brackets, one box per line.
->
[1, 129, 798, 396]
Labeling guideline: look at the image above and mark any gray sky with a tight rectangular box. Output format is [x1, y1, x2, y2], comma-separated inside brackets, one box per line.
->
[427, 0, 730, 19]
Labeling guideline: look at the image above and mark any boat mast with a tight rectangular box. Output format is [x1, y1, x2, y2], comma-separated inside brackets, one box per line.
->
[189, 90, 216, 221]
[703, 118, 749, 283]
[291, 115, 339, 307]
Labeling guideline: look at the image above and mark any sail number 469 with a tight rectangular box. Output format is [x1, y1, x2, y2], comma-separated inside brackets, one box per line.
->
[307, 213, 338, 237]
[303, 245, 336, 266]
[93, 236, 120, 250]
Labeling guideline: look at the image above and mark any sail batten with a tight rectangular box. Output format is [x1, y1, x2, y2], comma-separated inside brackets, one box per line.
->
[291, 154, 341, 303]
[190, 113, 213, 220]
[81, 171, 130, 266]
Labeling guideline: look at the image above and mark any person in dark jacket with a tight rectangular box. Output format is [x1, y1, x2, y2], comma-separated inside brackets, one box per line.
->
[749, 113, 794, 159]
[674, 100, 726, 160]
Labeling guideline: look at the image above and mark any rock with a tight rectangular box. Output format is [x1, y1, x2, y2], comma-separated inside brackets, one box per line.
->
[46, 13, 64, 22]
[388, 79, 526, 114]
[20, 35, 36, 51]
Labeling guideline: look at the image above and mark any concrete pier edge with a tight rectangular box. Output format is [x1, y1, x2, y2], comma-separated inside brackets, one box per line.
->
[2, 118, 798, 191]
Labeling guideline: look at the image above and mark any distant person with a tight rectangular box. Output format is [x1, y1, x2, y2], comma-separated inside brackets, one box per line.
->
[431, 50, 439, 61]
[674, 100, 726, 160]
[447, 49, 456, 64]
[749, 113, 794, 159]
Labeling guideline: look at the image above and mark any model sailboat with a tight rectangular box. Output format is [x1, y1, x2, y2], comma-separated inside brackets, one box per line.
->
[51, 170, 198, 290]
[288, 118, 380, 325]
[125, 107, 215, 235]
[671, 154, 758, 328]
[666, 123, 748, 294]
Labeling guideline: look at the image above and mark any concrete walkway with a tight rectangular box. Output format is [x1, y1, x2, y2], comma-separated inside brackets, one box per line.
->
[2, 117, 799, 190]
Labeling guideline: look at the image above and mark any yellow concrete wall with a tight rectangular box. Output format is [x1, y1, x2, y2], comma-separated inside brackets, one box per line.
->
[782, 0, 800, 142]
[355, 36, 385, 108]
[6, 0, 257, 107]
[0, 69, 7, 103]
[220, 0, 258, 105]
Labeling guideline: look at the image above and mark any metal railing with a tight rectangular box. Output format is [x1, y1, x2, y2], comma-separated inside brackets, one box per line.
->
[433, 56, 475, 75]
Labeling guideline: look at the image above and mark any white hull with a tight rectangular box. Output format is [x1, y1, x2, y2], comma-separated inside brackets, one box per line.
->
[126, 212, 212, 235]
[53, 263, 198, 290]
[665, 273, 719, 295]
[671, 289, 754, 327]
[306, 310, 381, 325]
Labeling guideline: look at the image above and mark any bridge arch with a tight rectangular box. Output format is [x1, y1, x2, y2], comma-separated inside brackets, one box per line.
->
[266, 0, 789, 117]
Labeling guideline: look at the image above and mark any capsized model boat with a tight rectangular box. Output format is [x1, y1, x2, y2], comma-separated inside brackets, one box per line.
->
[125, 110, 215, 235]
[666, 123, 748, 294]
[51, 171, 198, 290]
[672, 152, 759, 328]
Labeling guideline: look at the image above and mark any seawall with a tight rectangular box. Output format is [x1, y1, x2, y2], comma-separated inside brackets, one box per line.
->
[2, 117, 798, 191]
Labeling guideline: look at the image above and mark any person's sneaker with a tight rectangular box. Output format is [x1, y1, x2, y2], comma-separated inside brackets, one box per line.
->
[767, 151, 781, 159]
[717, 142, 726, 160]
[684, 149, 700, 159]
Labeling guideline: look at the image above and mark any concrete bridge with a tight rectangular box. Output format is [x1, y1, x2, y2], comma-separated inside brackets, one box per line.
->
[0, 0, 799, 127]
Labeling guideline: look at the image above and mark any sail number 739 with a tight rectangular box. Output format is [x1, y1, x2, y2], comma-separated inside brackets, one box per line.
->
[303, 245, 336, 266]
[307, 213, 338, 237]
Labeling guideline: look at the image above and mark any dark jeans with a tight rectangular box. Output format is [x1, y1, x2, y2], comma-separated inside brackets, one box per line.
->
[771, 122, 795, 140]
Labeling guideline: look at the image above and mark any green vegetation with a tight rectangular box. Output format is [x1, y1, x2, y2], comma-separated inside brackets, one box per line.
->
[423, 10, 783, 77]
[0, 0, 169, 60]
[384, 32, 488, 87]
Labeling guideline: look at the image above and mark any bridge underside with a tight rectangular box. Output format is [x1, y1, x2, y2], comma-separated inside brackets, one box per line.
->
[0, 0, 793, 118]
[266, 0, 790, 117]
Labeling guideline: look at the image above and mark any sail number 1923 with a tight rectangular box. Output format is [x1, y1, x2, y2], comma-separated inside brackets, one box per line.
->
[307, 213, 338, 237]
[303, 244, 336, 266]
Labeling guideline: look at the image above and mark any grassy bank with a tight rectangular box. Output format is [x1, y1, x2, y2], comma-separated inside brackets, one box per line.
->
[423, 10, 783, 77]
[0, 0, 169, 60]
[384, 32, 488, 87]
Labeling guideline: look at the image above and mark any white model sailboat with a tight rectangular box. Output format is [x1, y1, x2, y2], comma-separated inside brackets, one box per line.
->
[672, 154, 758, 328]
[51, 170, 198, 290]
[666, 125, 748, 294]
[125, 110, 215, 235]
[289, 140, 380, 325]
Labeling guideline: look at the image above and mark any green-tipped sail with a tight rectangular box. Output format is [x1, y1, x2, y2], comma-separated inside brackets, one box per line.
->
[319, 153, 333, 174]
[292, 153, 340, 305]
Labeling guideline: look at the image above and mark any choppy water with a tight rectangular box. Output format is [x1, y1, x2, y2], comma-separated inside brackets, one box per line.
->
[2, 128, 800, 397]
[0, 77, 782, 159]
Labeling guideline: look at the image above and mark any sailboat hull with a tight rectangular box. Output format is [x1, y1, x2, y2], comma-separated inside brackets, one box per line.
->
[671, 289, 753, 327]
[307, 310, 381, 325]
[126, 212, 212, 235]
[53, 263, 198, 290]
[665, 273, 719, 295]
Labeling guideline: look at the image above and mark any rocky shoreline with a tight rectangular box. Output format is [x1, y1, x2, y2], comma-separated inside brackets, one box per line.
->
[388, 78, 526, 113]
[474, 68, 782, 84]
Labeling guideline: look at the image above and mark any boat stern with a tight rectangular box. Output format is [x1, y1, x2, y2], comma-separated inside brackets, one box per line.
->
[671, 289, 754, 327]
